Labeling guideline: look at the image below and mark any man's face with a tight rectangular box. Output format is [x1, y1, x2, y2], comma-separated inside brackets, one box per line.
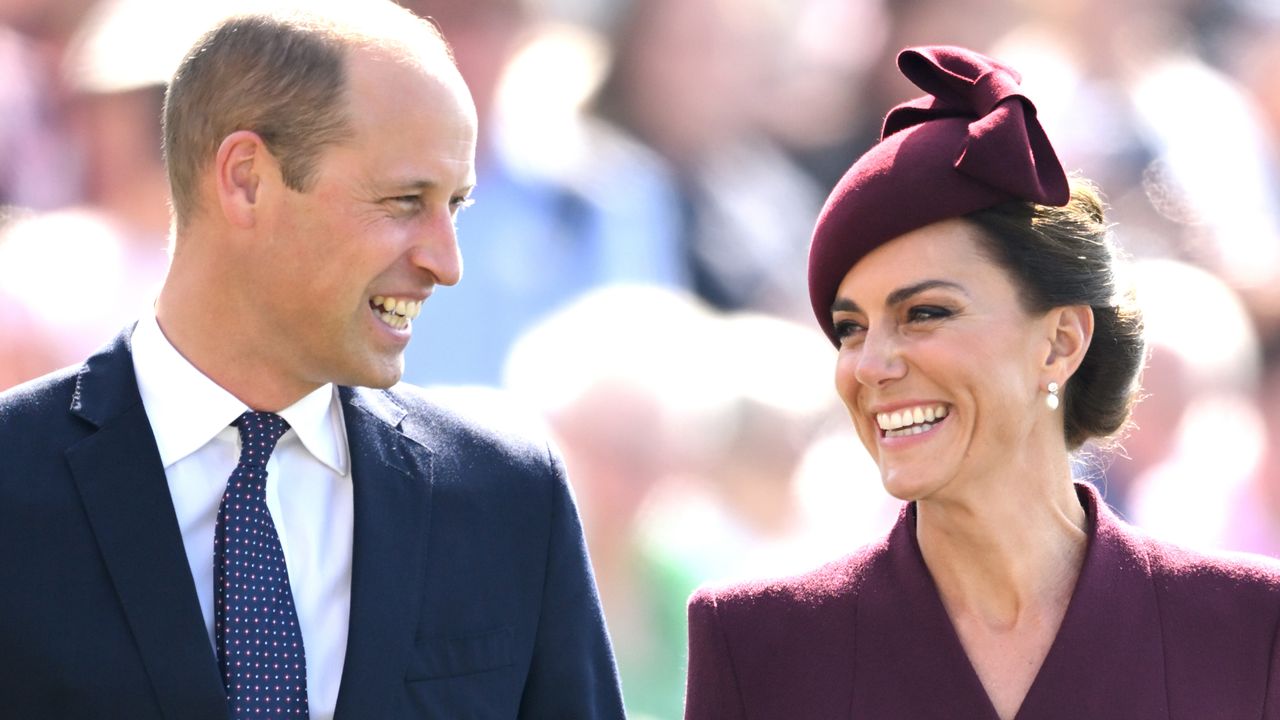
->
[248, 47, 478, 395]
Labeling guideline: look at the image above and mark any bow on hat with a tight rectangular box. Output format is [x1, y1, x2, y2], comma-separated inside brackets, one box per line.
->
[806, 45, 1070, 347]
[884, 46, 1068, 205]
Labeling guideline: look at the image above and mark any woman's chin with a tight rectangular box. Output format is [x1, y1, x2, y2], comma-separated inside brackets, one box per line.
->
[879, 472, 938, 503]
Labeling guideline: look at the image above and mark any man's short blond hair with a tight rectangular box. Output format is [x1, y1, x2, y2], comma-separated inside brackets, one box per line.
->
[162, 3, 455, 229]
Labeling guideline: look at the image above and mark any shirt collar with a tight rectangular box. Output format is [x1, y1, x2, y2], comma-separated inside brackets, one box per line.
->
[131, 313, 349, 475]
[278, 378, 350, 477]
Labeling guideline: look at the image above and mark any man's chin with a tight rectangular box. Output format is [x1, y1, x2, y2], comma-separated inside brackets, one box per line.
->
[340, 358, 405, 390]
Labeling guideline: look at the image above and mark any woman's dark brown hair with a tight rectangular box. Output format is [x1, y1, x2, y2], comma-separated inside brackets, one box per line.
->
[967, 178, 1145, 450]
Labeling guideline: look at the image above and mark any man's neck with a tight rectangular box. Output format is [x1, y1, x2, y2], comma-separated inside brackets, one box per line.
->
[153, 265, 316, 413]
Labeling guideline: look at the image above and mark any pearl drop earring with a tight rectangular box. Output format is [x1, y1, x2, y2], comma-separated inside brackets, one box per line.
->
[1046, 381, 1060, 411]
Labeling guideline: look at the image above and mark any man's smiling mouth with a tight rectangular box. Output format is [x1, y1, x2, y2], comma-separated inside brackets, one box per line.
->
[370, 295, 422, 330]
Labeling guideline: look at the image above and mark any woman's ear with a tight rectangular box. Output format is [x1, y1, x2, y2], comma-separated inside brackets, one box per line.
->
[214, 130, 269, 229]
[1044, 304, 1094, 380]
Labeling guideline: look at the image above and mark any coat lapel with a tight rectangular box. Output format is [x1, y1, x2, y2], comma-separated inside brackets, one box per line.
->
[852, 486, 1170, 720]
[65, 329, 227, 720]
[332, 386, 434, 719]
[852, 504, 1001, 720]
[1014, 485, 1169, 719]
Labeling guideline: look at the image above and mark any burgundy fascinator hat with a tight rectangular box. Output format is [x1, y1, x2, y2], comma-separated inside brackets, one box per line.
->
[808, 45, 1070, 345]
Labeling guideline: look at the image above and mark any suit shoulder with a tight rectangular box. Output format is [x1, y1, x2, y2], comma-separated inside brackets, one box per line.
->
[379, 383, 559, 472]
[0, 364, 81, 427]
[0, 366, 86, 478]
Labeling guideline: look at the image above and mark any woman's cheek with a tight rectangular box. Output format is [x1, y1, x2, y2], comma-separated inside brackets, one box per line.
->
[834, 349, 861, 411]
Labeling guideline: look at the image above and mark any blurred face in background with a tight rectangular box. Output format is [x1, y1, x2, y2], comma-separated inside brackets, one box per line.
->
[397, 0, 529, 125]
[0, 0, 99, 39]
[608, 0, 769, 164]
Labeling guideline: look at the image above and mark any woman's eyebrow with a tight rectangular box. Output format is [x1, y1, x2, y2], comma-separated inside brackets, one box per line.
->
[831, 279, 968, 315]
[885, 279, 968, 306]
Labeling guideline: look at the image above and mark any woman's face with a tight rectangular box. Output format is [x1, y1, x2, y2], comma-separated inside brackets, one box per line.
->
[831, 218, 1053, 503]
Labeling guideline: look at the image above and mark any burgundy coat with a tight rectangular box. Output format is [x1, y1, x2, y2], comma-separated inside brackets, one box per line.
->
[685, 484, 1280, 719]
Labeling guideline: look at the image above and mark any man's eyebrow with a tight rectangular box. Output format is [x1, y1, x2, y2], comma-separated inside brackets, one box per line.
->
[383, 180, 477, 199]
[388, 179, 438, 193]
[831, 279, 968, 315]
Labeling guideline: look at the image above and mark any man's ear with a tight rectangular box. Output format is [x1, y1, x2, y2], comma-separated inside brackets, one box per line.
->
[1043, 304, 1094, 381]
[214, 130, 270, 229]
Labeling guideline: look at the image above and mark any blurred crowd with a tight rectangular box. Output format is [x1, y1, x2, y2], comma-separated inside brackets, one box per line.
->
[2, 0, 1279, 716]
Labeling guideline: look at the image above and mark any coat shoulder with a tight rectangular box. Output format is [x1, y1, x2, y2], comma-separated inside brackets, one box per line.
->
[1133, 530, 1280, 709]
[684, 539, 892, 718]
[689, 537, 889, 630]
[1142, 532, 1280, 606]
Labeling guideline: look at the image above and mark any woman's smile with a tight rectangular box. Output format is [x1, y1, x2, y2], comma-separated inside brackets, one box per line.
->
[876, 403, 950, 437]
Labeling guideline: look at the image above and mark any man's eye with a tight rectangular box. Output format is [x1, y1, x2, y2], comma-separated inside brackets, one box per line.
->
[450, 196, 475, 214]
[389, 195, 423, 211]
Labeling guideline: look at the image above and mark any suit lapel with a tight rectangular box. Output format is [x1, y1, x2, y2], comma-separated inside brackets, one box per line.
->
[1014, 485, 1169, 719]
[66, 329, 227, 720]
[332, 386, 434, 719]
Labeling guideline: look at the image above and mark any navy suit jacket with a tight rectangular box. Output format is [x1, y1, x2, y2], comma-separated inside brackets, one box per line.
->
[0, 328, 625, 719]
[686, 484, 1280, 719]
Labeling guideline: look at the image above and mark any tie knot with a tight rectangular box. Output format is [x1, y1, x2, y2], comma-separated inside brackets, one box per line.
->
[233, 411, 291, 467]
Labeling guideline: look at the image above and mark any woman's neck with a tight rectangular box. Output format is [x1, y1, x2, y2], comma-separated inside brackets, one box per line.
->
[915, 462, 1088, 630]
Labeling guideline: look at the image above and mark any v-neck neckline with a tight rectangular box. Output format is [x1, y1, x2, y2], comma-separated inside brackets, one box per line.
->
[850, 484, 1170, 719]
[902, 491, 1091, 719]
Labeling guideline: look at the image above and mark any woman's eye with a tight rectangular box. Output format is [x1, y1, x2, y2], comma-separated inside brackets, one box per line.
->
[833, 319, 866, 344]
[907, 305, 951, 322]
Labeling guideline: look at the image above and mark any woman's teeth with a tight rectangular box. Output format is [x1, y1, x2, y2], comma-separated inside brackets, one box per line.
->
[877, 404, 948, 438]
[371, 296, 422, 330]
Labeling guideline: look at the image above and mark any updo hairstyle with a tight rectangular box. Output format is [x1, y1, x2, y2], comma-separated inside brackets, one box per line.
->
[967, 178, 1145, 449]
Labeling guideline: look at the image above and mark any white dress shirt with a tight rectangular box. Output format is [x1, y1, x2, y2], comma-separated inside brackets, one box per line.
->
[131, 314, 353, 720]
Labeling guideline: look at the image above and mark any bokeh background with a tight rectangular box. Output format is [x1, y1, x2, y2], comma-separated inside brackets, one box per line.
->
[3, 0, 1279, 716]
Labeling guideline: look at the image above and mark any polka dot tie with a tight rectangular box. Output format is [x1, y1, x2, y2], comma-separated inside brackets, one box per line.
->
[214, 412, 309, 718]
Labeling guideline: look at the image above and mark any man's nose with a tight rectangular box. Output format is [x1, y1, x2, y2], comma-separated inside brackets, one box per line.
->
[410, 211, 462, 286]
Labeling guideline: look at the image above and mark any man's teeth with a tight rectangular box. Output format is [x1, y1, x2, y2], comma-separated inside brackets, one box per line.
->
[371, 296, 422, 329]
[876, 404, 948, 436]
